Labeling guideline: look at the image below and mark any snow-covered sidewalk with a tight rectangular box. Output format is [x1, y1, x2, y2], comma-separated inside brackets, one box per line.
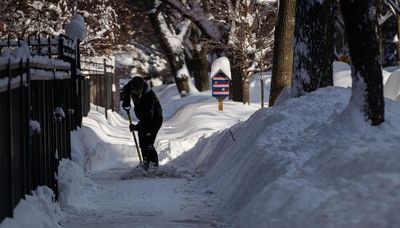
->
[62, 168, 222, 228]
[56, 85, 260, 228]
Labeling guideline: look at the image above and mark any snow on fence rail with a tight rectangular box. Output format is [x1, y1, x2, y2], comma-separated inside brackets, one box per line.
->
[0, 33, 77, 59]
[0, 34, 89, 223]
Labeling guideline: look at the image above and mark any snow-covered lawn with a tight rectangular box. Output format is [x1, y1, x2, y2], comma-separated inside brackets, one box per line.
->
[2, 65, 400, 227]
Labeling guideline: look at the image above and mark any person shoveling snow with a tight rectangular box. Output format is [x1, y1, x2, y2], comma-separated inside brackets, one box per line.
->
[121, 76, 163, 170]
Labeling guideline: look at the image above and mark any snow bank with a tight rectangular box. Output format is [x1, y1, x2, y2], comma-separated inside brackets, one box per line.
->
[176, 65, 199, 95]
[333, 62, 396, 98]
[175, 86, 400, 227]
[0, 187, 64, 228]
[153, 85, 259, 164]
[249, 72, 271, 104]
[57, 159, 97, 211]
[384, 70, 400, 101]
[70, 110, 136, 173]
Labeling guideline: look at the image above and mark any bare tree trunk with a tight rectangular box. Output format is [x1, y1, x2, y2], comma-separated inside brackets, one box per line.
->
[291, 0, 334, 97]
[374, 0, 384, 65]
[382, 13, 399, 67]
[192, 46, 210, 91]
[334, 0, 349, 60]
[228, 52, 245, 102]
[397, 15, 400, 65]
[269, 0, 296, 106]
[340, 0, 384, 125]
[146, 1, 187, 94]
[186, 24, 210, 91]
[243, 77, 250, 105]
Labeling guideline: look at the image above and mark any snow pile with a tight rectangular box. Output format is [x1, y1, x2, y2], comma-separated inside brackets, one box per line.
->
[154, 88, 258, 164]
[70, 108, 136, 173]
[332, 61, 352, 87]
[174, 86, 400, 227]
[122, 165, 199, 180]
[57, 159, 98, 211]
[176, 65, 199, 95]
[249, 72, 271, 104]
[333, 61, 392, 92]
[384, 70, 400, 101]
[0, 187, 64, 228]
[29, 120, 41, 135]
[65, 14, 86, 41]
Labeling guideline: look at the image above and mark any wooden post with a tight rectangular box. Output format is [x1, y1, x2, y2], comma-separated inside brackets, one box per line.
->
[104, 59, 108, 120]
[218, 98, 224, 111]
[260, 75, 264, 108]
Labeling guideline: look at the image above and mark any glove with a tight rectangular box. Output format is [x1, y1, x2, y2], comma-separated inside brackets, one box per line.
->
[122, 100, 130, 109]
[129, 124, 137, 132]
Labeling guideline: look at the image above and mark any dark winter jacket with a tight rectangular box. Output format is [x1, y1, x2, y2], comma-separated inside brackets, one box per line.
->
[122, 81, 163, 132]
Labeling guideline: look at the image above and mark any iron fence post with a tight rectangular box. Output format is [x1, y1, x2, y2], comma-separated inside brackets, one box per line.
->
[7, 58, 14, 217]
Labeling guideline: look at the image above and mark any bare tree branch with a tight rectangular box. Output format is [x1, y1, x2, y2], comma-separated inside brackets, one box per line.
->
[158, 0, 225, 41]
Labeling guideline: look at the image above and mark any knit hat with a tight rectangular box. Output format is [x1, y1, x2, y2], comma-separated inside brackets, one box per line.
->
[131, 76, 145, 93]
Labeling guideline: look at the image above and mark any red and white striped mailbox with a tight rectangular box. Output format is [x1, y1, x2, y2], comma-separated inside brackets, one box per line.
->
[212, 70, 230, 98]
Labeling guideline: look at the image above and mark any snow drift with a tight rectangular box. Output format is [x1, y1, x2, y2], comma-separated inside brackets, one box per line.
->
[173, 87, 400, 228]
[0, 187, 64, 228]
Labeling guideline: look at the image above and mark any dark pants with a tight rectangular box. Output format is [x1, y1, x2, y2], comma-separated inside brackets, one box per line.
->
[138, 118, 162, 166]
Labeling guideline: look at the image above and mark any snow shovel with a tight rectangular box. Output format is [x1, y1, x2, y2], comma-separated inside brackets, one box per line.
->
[124, 107, 143, 163]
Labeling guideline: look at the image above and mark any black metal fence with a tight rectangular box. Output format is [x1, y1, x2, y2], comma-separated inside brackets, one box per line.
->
[81, 58, 115, 119]
[0, 33, 90, 222]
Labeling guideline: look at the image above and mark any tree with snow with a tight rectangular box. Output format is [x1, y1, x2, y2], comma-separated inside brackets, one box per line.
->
[291, 0, 334, 97]
[76, 0, 120, 55]
[158, 0, 276, 103]
[0, 0, 73, 37]
[0, 0, 133, 56]
[221, 1, 276, 104]
[118, 1, 170, 82]
[144, 0, 193, 95]
[340, 0, 385, 125]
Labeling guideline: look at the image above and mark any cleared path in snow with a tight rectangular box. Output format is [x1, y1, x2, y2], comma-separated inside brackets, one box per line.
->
[62, 87, 258, 227]
[62, 169, 223, 228]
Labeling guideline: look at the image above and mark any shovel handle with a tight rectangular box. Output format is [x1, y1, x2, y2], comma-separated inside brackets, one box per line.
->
[125, 108, 143, 163]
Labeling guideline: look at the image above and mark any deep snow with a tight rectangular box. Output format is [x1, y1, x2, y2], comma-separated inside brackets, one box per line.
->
[2, 62, 400, 228]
